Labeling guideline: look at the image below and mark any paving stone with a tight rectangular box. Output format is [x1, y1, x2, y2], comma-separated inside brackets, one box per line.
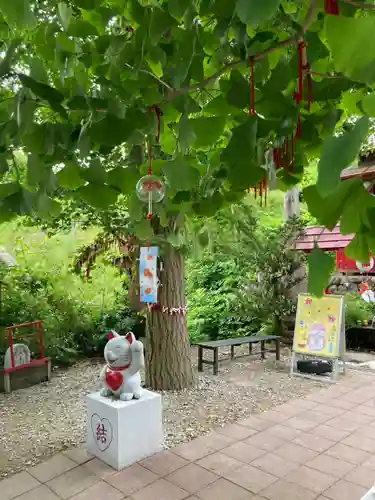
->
[69, 481, 124, 500]
[237, 416, 276, 432]
[292, 432, 335, 453]
[245, 431, 286, 452]
[283, 416, 317, 432]
[260, 479, 317, 500]
[216, 423, 257, 440]
[196, 478, 251, 500]
[222, 441, 266, 463]
[325, 442, 371, 465]
[140, 450, 189, 476]
[130, 478, 189, 500]
[1, 471, 41, 500]
[172, 441, 214, 461]
[197, 451, 244, 476]
[250, 453, 299, 478]
[83, 457, 116, 479]
[9, 485, 60, 500]
[29, 454, 77, 483]
[273, 443, 318, 464]
[323, 479, 367, 500]
[223, 464, 277, 494]
[342, 433, 375, 453]
[105, 463, 158, 496]
[310, 424, 350, 442]
[63, 448, 93, 466]
[306, 453, 355, 478]
[46, 465, 99, 499]
[284, 465, 337, 494]
[166, 463, 217, 494]
[196, 432, 237, 451]
[346, 465, 375, 489]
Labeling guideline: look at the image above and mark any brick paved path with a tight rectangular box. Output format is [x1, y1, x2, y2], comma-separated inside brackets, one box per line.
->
[3, 372, 375, 500]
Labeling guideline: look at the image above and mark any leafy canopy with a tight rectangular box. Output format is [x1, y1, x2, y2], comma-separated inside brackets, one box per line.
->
[1, 0, 375, 292]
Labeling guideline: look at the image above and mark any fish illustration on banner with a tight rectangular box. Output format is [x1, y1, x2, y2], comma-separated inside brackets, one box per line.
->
[139, 246, 158, 304]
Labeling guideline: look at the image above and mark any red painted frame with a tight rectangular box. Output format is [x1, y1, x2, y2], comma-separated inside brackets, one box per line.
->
[4, 321, 49, 375]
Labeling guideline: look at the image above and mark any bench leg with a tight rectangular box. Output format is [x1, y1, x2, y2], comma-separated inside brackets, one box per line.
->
[231, 345, 235, 359]
[261, 340, 266, 360]
[275, 339, 280, 361]
[198, 346, 203, 372]
[249, 343, 252, 355]
[213, 348, 219, 375]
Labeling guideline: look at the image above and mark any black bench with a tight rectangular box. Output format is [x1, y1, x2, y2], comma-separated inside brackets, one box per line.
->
[194, 335, 281, 375]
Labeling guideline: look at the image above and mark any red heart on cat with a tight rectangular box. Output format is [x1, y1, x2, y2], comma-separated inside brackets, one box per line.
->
[105, 370, 123, 391]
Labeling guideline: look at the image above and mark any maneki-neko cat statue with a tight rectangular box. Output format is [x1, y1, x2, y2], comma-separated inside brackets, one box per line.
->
[100, 330, 144, 401]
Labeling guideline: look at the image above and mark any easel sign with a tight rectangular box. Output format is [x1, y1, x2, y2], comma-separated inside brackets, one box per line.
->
[290, 293, 346, 382]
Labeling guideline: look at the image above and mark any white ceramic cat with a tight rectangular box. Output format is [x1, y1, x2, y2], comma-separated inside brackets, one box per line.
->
[100, 330, 144, 401]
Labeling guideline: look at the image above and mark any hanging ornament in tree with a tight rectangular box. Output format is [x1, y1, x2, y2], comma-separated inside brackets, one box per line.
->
[136, 104, 165, 222]
[325, 0, 339, 15]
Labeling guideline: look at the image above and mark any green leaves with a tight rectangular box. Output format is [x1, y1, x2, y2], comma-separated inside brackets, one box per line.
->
[149, 7, 177, 45]
[163, 157, 199, 191]
[190, 117, 226, 149]
[88, 110, 148, 147]
[57, 162, 86, 190]
[317, 117, 369, 196]
[0, 0, 36, 29]
[19, 75, 64, 104]
[67, 20, 99, 37]
[236, 0, 281, 27]
[307, 245, 336, 297]
[76, 185, 119, 209]
[325, 16, 375, 84]
[362, 92, 375, 117]
[58, 2, 72, 31]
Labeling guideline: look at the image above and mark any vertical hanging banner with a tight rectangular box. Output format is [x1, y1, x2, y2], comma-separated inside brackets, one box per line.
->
[139, 246, 158, 304]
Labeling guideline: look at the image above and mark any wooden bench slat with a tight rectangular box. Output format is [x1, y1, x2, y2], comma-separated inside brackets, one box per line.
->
[193, 335, 280, 348]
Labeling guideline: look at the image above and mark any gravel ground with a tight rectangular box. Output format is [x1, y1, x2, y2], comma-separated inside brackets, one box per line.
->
[0, 346, 329, 478]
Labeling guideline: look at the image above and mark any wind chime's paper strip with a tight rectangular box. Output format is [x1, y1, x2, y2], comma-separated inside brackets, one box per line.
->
[139, 246, 158, 304]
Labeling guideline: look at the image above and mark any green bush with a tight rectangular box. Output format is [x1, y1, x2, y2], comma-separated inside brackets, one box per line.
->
[345, 293, 375, 328]
[0, 221, 126, 365]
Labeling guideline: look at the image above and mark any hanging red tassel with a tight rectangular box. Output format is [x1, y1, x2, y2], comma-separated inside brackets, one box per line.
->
[248, 56, 256, 116]
[259, 180, 263, 207]
[149, 104, 164, 144]
[296, 41, 306, 104]
[263, 177, 267, 206]
[325, 0, 339, 15]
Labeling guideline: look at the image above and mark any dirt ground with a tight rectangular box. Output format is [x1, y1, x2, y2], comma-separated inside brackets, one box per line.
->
[0, 345, 327, 477]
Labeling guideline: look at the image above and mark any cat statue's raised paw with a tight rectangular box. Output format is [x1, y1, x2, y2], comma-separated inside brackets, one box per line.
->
[100, 330, 144, 401]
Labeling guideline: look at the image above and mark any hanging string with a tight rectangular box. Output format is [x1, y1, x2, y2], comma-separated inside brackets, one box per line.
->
[149, 104, 163, 144]
[297, 41, 306, 104]
[248, 56, 256, 116]
[285, 136, 289, 174]
[325, 0, 339, 14]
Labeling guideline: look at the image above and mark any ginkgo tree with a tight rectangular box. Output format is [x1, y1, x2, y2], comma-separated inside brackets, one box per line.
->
[1, 0, 375, 389]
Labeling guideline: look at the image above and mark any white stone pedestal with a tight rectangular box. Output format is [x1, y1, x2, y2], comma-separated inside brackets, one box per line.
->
[86, 390, 163, 470]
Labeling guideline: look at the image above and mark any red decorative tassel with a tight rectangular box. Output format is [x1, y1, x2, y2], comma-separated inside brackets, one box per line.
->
[325, 0, 339, 15]
[296, 41, 306, 104]
[263, 177, 267, 206]
[248, 56, 256, 116]
[149, 104, 163, 143]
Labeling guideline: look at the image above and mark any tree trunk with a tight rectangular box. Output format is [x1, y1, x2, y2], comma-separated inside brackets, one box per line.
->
[145, 245, 194, 390]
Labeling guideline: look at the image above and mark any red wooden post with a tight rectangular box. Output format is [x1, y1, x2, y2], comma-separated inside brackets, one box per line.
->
[38, 321, 44, 359]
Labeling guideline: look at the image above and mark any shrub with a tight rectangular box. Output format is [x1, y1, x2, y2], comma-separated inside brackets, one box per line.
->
[345, 293, 375, 328]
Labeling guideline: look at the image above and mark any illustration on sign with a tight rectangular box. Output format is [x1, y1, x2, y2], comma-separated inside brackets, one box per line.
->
[293, 295, 343, 358]
[91, 413, 113, 452]
[139, 246, 158, 304]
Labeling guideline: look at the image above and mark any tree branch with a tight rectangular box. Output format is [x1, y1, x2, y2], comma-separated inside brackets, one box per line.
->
[166, 0, 318, 102]
[165, 0, 318, 102]
[342, 0, 375, 8]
